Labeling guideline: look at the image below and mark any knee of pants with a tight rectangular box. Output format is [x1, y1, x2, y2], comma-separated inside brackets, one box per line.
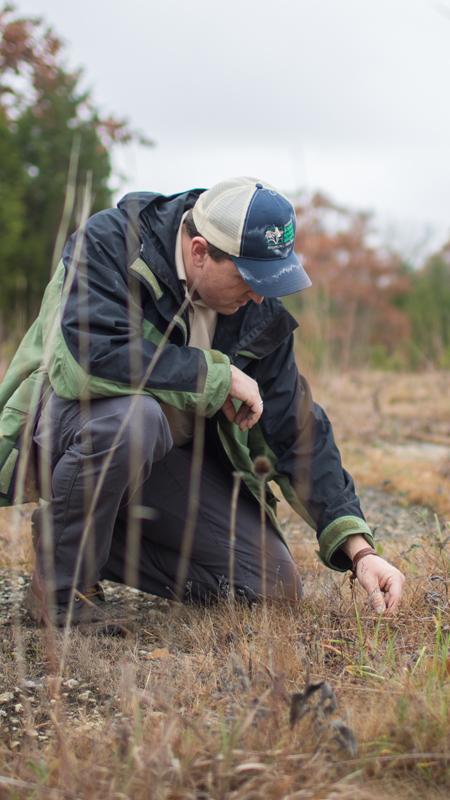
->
[79, 395, 173, 465]
[186, 558, 303, 605]
[236, 557, 303, 604]
[123, 395, 173, 461]
[268, 559, 303, 602]
[185, 567, 303, 605]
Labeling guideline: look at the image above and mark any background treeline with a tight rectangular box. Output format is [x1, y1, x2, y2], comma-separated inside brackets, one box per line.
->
[288, 194, 450, 371]
[1, 4, 449, 370]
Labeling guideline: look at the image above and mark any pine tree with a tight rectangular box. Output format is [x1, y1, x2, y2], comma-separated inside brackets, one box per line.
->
[0, 3, 151, 328]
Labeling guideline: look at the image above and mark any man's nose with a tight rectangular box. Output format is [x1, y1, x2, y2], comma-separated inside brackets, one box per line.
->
[247, 290, 264, 304]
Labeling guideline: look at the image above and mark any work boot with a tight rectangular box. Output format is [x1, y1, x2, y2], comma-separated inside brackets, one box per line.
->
[24, 507, 129, 634]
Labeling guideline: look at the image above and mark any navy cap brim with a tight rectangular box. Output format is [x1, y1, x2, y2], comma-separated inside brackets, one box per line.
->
[231, 252, 312, 298]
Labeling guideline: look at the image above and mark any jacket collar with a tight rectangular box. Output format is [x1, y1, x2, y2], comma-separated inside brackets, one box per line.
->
[118, 189, 202, 304]
[212, 300, 298, 359]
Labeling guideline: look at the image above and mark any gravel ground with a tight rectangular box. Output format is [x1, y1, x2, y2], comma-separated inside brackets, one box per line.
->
[0, 487, 441, 632]
[359, 486, 439, 542]
[283, 485, 440, 552]
[0, 487, 444, 750]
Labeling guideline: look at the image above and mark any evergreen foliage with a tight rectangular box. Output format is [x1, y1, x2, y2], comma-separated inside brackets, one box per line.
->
[0, 3, 149, 328]
[405, 254, 450, 368]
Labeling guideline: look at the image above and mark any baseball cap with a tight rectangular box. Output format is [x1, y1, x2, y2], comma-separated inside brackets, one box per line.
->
[192, 176, 311, 297]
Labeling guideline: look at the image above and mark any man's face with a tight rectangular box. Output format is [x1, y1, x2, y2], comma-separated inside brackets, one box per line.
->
[195, 255, 264, 314]
[187, 237, 264, 314]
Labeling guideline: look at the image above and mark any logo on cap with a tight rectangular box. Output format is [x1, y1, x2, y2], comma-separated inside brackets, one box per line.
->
[264, 220, 295, 251]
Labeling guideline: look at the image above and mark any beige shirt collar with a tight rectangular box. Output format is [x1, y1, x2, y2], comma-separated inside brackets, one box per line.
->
[174, 211, 189, 285]
[174, 212, 210, 309]
[162, 212, 218, 447]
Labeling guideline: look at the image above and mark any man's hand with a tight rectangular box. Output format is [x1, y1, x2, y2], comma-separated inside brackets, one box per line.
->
[355, 555, 405, 614]
[222, 365, 263, 431]
[342, 534, 405, 614]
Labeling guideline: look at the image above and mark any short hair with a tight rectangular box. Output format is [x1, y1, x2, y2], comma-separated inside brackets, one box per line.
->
[183, 209, 230, 262]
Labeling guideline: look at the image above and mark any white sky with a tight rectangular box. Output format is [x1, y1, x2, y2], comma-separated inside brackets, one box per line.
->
[18, 0, 450, 256]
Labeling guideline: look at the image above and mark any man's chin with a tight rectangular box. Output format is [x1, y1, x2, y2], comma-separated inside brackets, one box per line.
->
[218, 305, 242, 315]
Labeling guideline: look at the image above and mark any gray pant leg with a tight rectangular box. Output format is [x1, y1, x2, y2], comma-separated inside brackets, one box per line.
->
[102, 443, 302, 603]
[33, 393, 173, 600]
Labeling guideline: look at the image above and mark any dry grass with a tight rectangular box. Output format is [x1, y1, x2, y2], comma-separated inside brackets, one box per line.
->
[0, 370, 449, 798]
[309, 370, 450, 516]
[0, 506, 34, 569]
[0, 540, 449, 799]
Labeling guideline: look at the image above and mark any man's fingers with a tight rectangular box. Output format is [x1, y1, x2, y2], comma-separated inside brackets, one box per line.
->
[382, 574, 404, 614]
[221, 396, 236, 423]
[356, 557, 405, 615]
[235, 400, 262, 430]
[221, 396, 262, 430]
[235, 402, 252, 426]
[228, 366, 263, 430]
[368, 586, 386, 614]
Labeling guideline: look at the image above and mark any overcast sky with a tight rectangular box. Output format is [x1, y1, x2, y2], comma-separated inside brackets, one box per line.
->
[19, 0, 450, 256]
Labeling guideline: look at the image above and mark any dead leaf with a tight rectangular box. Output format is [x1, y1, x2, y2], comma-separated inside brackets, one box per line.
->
[235, 762, 267, 774]
[144, 647, 171, 660]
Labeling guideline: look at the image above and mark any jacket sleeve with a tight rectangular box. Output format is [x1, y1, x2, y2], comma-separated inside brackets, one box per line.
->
[253, 335, 374, 571]
[44, 208, 231, 416]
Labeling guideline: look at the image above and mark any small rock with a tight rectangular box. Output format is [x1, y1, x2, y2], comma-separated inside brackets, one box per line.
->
[78, 691, 91, 701]
[14, 703, 23, 713]
[22, 679, 43, 690]
[0, 692, 14, 704]
[63, 679, 79, 689]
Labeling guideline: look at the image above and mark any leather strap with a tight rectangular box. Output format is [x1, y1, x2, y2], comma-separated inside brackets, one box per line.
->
[351, 547, 379, 578]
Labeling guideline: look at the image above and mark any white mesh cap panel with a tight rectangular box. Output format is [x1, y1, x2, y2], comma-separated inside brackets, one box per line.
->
[193, 177, 262, 256]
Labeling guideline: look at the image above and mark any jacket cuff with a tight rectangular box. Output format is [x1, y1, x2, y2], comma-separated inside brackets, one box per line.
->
[317, 515, 374, 572]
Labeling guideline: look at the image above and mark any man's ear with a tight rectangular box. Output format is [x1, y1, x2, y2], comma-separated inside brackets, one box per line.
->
[190, 236, 209, 269]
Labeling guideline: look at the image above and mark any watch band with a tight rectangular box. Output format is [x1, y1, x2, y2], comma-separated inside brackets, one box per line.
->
[351, 546, 379, 579]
